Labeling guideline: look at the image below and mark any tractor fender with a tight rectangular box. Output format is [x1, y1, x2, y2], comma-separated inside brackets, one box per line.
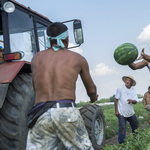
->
[0, 61, 31, 108]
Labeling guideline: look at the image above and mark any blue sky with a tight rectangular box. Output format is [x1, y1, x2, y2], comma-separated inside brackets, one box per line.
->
[18, 0, 150, 103]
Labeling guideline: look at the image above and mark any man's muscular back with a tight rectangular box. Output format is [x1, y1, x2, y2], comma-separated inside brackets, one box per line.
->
[31, 48, 95, 104]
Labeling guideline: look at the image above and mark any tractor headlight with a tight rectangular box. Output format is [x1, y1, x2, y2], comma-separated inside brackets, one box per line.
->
[3, 2, 15, 13]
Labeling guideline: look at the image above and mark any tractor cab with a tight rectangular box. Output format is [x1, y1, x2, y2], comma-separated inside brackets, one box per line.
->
[0, 0, 83, 63]
[0, 1, 84, 150]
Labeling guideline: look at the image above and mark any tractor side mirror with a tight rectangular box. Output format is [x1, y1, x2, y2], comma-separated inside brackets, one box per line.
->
[73, 20, 84, 45]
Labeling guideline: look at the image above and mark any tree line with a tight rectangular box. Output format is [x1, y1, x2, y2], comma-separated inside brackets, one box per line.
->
[76, 94, 143, 108]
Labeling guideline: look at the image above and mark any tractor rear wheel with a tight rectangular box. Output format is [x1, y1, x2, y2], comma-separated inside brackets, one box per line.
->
[0, 73, 35, 150]
[80, 104, 106, 150]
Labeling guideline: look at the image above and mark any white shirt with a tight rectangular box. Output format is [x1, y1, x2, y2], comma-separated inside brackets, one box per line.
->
[115, 85, 138, 117]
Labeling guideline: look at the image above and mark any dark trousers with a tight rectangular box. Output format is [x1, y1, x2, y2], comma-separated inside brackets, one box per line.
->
[118, 114, 139, 144]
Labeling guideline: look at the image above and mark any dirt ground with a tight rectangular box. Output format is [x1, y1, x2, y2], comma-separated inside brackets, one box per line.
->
[104, 123, 149, 145]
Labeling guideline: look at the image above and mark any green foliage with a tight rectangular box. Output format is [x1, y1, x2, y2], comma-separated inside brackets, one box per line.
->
[77, 97, 111, 107]
[103, 127, 150, 150]
[109, 95, 115, 102]
[103, 102, 148, 139]
[100, 98, 110, 103]
[77, 100, 149, 149]
[137, 94, 144, 99]
[76, 101, 90, 107]
[94, 100, 101, 104]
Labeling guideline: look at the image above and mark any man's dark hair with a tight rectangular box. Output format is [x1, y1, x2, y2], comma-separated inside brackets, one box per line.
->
[148, 86, 150, 89]
[47, 22, 68, 45]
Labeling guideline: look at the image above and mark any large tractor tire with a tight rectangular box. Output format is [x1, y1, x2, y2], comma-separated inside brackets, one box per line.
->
[80, 104, 106, 150]
[0, 73, 35, 150]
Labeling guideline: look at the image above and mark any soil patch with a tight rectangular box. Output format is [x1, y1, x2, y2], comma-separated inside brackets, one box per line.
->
[104, 123, 149, 145]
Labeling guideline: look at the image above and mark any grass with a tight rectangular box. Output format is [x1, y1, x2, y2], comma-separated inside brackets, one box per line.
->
[78, 101, 149, 149]
[102, 126, 150, 150]
[102, 101, 149, 139]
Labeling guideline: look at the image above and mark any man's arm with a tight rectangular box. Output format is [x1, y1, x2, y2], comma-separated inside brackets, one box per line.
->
[143, 93, 147, 109]
[142, 54, 150, 62]
[80, 57, 97, 103]
[128, 60, 148, 70]
[114, 98, 119, 117]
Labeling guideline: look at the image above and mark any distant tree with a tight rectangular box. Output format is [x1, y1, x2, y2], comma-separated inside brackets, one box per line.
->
[109, 95, 115, 102]
[100, 98, 110, 103]
[94, 100, 101, 104]
[137, 94, 143, 99]
[76, 101, 89, 107]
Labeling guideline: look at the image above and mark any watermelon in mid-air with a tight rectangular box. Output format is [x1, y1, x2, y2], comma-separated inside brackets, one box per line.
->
[114, 43, 138, 65]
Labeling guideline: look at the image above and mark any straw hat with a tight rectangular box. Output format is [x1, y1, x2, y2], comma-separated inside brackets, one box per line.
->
[122, 75, 136, 86]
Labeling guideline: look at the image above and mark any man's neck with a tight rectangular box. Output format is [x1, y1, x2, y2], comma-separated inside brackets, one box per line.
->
[125, 85, 131, 89]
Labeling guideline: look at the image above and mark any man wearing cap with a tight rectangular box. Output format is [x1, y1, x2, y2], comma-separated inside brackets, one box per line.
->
[142, 86, 150, 124]
[26, 22, 97, 150]
[114, 75, 139, 144]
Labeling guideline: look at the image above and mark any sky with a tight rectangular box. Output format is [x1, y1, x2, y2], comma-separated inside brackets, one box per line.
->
[18, 0, 150, 103]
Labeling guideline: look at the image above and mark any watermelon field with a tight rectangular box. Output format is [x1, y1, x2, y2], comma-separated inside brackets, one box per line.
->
[100, 102, 150, 150]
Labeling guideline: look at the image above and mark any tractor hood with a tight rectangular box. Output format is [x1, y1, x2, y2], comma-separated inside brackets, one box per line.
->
[0, 61, 31, 84]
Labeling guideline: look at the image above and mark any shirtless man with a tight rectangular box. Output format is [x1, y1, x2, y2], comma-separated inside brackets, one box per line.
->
[129, 48, 150, 70]
[26, 22, 97, 150]
[143, 86, 150, 124]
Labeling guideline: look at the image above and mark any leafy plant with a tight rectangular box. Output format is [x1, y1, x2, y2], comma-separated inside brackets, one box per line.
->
[103, 102, 148, 139]
[103, 126, 150, 150]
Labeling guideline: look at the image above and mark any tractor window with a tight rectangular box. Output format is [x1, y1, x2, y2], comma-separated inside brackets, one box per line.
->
[0, 10, 3, 48]
[8, 8, 37, 62]
[36, 23, 48, 51]
[0, 10, 4, 63]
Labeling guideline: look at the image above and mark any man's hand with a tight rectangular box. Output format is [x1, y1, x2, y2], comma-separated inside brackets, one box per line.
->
[89, 94, 99, 103]
[135, 55, 143, 61]
[141, 48, 145, 56]
[115, 110, 119, 117]
[127, 99, 132, 104]
[144, 106, 147, 110]
[135, 48, 144, 61]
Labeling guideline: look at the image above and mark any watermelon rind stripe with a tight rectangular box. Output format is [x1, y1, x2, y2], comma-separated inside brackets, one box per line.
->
[114, 43, 138, 65]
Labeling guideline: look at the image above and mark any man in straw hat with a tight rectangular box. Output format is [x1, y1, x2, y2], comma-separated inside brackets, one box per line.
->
[114, 75, 139, 144]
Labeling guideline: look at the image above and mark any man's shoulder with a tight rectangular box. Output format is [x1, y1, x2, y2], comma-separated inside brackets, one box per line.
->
[145, 91, 149, 96]
[66, 49, 87, 62]
[118, 85, 124, 90]
[130, 86, 136, 91]
[31, 51, 40, 62]
[116, 85, 123, 93]
[31, 50, 46, 65]
[32, 49, 50, 61]
[66, 49, 84, 57]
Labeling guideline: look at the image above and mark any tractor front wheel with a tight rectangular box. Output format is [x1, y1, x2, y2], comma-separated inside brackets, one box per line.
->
[80, 104, 106, 150]
[0, 73, 35, 150]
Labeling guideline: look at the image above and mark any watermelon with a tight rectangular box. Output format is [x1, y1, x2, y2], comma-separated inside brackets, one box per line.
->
[114, 43, 138, 65]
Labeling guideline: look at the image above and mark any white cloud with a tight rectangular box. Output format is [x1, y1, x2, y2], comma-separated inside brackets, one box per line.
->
[90, 63, 118, 76]
[137, 24, 150, 44]
[68, 43, 83, 54]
